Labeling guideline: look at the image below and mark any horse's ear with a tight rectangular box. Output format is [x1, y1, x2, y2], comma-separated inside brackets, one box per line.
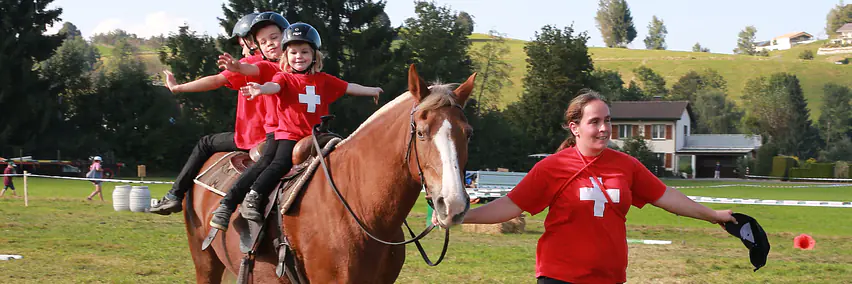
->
[408, 64, 430, 102]
[453, 72, 477, 105]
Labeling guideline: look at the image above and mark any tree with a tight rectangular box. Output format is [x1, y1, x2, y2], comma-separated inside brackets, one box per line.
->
[817, 83, 852, 145]
[505, 25, 594, 160]
[819, 137, 852, 162]
[0, 0, 64, 155]
[692, 89, 743, 134]
[595, 0, 637, 48]
[825, 2, 852, 36]
[742, 73, 822, 158]
[457, 11, 475, 35]
[397, 1, 473, 84]
[591, 69, 625, 101]
[470, 30, 513, 112]
[58, 22, 82, 38]
[633, 66, 667, 98]
[734, 26, 758, 55]
[668, 69, 727, 102]
[621, 136, 664, 176]
[643, 16, 667, 50]
[692, 42, 710, 53]
[159, 25, 236, 135]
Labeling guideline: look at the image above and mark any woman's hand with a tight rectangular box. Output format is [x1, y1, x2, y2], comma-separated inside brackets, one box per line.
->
[368, 87, 383, 104]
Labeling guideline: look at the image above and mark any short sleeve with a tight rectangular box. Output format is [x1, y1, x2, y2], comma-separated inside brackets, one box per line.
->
[507, 163, 556, 215]
[630, 157, 667, 208]
[220, 69, 245, 90]
[322, 73, 349, 102]
[255, 61, 280, 83]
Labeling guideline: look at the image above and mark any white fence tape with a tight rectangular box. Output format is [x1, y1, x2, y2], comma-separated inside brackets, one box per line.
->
[688, 196, 852, 208]
[745, 175, 852, 182]
[5, 173, 173, 185]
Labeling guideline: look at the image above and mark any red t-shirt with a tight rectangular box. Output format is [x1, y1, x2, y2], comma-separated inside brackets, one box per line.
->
[266, 72, 349, 141]
[507, 147, 667, 283]
[220, 55, 277, 149]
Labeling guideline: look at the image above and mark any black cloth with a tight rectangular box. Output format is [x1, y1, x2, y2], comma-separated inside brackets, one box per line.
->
[168, 132, 241, 199]
[219, 134, 296, 209]
[537, 276, 572, 284]
[724, 213, 770, 271]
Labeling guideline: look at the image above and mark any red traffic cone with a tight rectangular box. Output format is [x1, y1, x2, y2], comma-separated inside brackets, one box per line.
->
[793, 234, 815, 250]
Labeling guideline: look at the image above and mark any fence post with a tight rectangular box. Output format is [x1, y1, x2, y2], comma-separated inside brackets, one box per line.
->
[23, 171, 28, 207]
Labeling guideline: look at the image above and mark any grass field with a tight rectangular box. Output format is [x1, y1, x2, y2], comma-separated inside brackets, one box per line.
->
[1, 177, 850, 283]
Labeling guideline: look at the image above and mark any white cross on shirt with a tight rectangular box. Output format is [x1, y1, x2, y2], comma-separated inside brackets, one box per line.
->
[299, 86, 321, 113]
[579, 177, 621, 217]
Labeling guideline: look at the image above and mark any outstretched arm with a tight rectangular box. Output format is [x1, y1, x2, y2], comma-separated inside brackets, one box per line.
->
[651, 187, 736, 224]
[345, 83, 382, 104]
[460, 196, 523, 224]
[217, 53, 260, 77]
[163, 70, 228, 94]
[241, 82, 281, 100]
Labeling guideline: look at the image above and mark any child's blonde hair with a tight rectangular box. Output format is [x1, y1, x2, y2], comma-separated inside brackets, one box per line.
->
[279, 47, 324, 74]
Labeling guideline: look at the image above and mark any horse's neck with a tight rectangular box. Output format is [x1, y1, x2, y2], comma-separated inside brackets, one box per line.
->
[330, 105, 421, 230]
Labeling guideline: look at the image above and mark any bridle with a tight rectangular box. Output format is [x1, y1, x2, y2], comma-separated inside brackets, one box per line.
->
[310, 102, 465, 266]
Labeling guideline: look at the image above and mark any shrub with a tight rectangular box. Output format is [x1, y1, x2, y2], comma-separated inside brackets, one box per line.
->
[798, 49, 814, 60]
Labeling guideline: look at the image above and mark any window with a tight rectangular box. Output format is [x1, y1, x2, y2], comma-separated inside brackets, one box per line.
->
[619, 124, 632, 138]
[651, 124, 665, 139]
[683, 125, 688, 136]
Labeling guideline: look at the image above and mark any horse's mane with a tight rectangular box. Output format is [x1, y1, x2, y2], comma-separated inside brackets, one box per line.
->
[340, 82, 460, 144]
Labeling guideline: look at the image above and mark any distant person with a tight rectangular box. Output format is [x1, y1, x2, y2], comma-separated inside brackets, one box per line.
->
[86, 156, 104, 201]
[714, 161, 721, 179]
[1, 162, 17, 197]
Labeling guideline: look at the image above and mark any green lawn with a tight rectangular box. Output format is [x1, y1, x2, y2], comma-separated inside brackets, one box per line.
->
[1, 177, 850, 283]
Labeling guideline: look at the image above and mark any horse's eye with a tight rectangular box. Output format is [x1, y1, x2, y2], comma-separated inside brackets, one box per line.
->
[416, 130, 425, 139]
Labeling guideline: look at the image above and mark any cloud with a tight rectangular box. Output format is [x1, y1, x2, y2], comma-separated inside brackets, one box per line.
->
[89, 12, 190, 38]
[90, 18, 122, 36]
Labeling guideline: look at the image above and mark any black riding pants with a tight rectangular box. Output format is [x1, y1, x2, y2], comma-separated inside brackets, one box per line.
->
[168, 132, 240, 199]
[220, 133, 296, 209]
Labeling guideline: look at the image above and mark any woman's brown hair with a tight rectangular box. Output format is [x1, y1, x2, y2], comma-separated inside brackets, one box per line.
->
[554, 90, 606, 153]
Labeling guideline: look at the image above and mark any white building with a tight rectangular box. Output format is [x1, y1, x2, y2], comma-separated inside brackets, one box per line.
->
[610, 101, 762, 178]
[755, 32, 815, 51]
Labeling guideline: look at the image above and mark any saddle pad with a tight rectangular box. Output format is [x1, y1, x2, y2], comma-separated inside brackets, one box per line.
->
[194, 151, 254, 196]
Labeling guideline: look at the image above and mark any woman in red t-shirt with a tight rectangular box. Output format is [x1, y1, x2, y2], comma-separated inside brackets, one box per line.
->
[210, 23, 382, 230]
[459, 91, 737, 284]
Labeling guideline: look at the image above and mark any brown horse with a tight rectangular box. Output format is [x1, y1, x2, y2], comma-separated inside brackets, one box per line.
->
[183, 65, 476, 283]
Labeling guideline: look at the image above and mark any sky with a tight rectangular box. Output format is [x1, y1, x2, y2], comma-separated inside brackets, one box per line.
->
[47, 0, 842, 54]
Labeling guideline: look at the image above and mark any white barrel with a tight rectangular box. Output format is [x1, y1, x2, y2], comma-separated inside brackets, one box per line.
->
[112, 185, 131, 212]
[129, 186, 151, 212]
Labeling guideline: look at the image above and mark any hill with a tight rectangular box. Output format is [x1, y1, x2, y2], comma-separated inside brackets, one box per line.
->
[470, 34, 852, 119]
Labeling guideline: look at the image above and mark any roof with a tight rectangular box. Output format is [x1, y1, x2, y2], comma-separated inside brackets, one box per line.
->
[611, 101, 691, 121]
[773, 31, 812, 40]
[678, 134, 762, 154]
[837, 23, 852, 33]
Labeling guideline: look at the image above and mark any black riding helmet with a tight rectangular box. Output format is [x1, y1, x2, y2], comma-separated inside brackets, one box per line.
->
[231, 12, 259, 55]
[230, 12, 259, 40]
[249, 12, 290, 61]
[281, 22, 322, 50]
[281, 23, 322, 73]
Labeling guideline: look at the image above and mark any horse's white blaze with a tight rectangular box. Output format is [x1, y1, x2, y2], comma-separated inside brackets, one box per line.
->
[433, 119, 465, 217]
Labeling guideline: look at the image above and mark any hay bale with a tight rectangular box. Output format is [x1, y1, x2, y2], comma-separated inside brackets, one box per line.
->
[462, 214, 525, 234]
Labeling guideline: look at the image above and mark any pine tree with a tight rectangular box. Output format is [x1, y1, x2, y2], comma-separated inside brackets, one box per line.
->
[643, 16, 667, 50]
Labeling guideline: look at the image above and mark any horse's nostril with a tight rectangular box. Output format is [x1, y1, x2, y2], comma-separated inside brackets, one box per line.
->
[434, 196, 446, 214]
